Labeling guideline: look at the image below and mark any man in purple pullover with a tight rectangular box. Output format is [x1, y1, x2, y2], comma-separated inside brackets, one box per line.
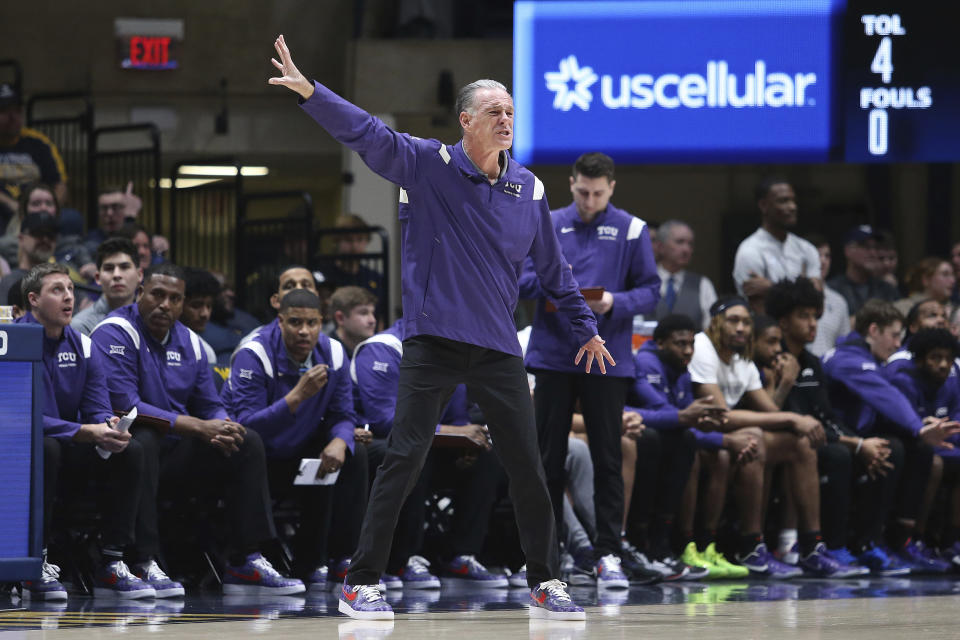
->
[16, 263, 151, 601]
[222, 288, 366, 586]
[269, 34, 610, 621]
[520, 152, 659, 588]
[91, 263, 304, 596]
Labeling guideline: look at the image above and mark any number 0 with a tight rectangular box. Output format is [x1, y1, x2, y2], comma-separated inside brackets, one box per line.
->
[868, 109, 888, 156]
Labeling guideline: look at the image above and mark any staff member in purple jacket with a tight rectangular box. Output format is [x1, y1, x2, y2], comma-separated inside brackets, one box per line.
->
[519, 152, 658, 588]
[269, 34, 609, 621]
[16, 263, 151, 600]
[91, 263, 304, 596]
[222, 289, 366, 586]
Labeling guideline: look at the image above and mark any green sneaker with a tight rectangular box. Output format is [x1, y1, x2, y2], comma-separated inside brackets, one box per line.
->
[703, 542, 749, 579]
[681, 542, 726, 580]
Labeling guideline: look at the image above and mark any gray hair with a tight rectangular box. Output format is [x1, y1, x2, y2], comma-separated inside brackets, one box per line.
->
[21, 262, 70, 307]
[657, 219, 693, 243]
[455, 79, 509, 121]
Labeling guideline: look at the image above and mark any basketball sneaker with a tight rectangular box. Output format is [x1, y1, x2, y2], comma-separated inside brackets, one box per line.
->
[529, 579, 585, 621]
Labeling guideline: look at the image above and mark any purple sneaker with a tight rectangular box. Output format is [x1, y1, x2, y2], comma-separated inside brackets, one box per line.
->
[441, 555, 508, 587]
[223, 553, 305, 595]
[338, 583, 394, 620]
[899, 540, 951, 574]
[939, 541, 960, 569]
[133, 560, 185, 598]
[398, 555, 440, 589]
[595, 554, 629, 589]
[799, 543, 863, 578]
[20, 561, 67, 601]
[93, 560, 157, 599]
[508, 564, 527, 588]
[529, 579, 585, 621]
[306, 565, 328, 587]
[737, 543, 803, 578]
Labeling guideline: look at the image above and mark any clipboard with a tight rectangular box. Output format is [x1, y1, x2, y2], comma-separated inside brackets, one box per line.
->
[545, 287, 604, 312]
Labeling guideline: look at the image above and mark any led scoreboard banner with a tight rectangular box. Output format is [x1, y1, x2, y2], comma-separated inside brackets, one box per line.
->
[513, 1, 960, 164]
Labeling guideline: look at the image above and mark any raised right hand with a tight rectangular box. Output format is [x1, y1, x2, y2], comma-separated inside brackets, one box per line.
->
[268, 34, 314, 99]
[293, 364, 329, 399]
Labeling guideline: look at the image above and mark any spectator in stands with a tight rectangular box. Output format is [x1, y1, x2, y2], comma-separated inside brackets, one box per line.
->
[823, 300, 959, 572]
[71, 238, 141, 335]
[623, 314, 742, 580]
[181, 267, 234, 366]
[0, 83, 67, 233]
[327, 285, 378, 356]
[15, 263, 152, 600]
[212, 270, 264, 338]
[885, 328, 960, 573]
[876, 230, 900, 291]
[117, 221, 158, 270]
[903, 299, 948, 341]
[766, 277, 881, 575]
[222, 289, 367, 586]
[0, 212, 58, 305]
[353, 316, 506, 587]
[733, 178, 821, 314]
[325, 214, 384, 298]
[521, 151, 660, 588]
[90, 263, 304, 595]
[650, 219, 717, 330]
[804, 233, 851, 356]
[84, 183, 141, 254]
[231, 265, 321, 361]
[949, 305, 960, 339]
[689, 296, 851, 577]
[828, 225, 900, 317]
[894, 257, 955, 318]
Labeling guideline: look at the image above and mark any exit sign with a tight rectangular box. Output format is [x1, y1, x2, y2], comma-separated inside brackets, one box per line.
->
[115, 17, 183, 71]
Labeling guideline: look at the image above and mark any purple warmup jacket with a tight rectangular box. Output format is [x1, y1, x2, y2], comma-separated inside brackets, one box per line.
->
[521, 203, 659, 377]
[624, 341, 722, 450]
[90, 304, 227, 430]
[350, 319, 469, 438]
[17, 312, 114, 439]
[298, 82, 597, 357]
[221, 319, 357, 458]
[822, 332, 923, 436]
[886, 350, 960, 456]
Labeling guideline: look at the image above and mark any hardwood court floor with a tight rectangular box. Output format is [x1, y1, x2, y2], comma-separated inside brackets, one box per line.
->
[2, 577, 960, 639]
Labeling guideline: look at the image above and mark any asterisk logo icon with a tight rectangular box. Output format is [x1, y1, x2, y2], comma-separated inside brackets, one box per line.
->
[544, 56, 598, 112]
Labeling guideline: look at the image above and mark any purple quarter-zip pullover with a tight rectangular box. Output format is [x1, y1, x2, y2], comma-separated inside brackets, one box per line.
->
[298, 82, 597, 357]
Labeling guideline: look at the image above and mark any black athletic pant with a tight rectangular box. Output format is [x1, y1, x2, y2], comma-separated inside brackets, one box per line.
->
[532, 369, 629, 559]
[131, 425, 275, 560]
[625, 428, 696, 553]
[817, 442, 852, 550]
[266, 441, 367, 576]
[347, 336, 557, 588]
[873, 427, 933, 522]
[43, 436, 144, 550]
[853, 435, 905, 547]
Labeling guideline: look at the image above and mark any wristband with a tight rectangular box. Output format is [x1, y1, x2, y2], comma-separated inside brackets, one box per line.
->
[855, 438, 864, 455]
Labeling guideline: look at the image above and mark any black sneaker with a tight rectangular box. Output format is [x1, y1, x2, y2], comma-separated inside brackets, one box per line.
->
[618, 540, 662, 585]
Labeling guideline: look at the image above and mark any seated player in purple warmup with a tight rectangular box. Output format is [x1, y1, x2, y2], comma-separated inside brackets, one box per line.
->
[91, 263, 304, 596]
[222, 289, 368, 587]
[16, 263, 151, 601]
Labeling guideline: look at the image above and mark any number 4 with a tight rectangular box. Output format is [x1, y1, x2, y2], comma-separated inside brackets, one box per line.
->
[871, 37, 893, 83]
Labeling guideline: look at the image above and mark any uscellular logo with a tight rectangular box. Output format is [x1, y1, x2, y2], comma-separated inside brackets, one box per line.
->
[545, 55, 819, 112]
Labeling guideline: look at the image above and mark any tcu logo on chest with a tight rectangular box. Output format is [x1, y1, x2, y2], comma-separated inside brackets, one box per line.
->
[597, 225, 619, 240]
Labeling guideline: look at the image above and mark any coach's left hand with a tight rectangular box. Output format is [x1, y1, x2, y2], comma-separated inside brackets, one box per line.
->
[575, 335, 615, 374]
